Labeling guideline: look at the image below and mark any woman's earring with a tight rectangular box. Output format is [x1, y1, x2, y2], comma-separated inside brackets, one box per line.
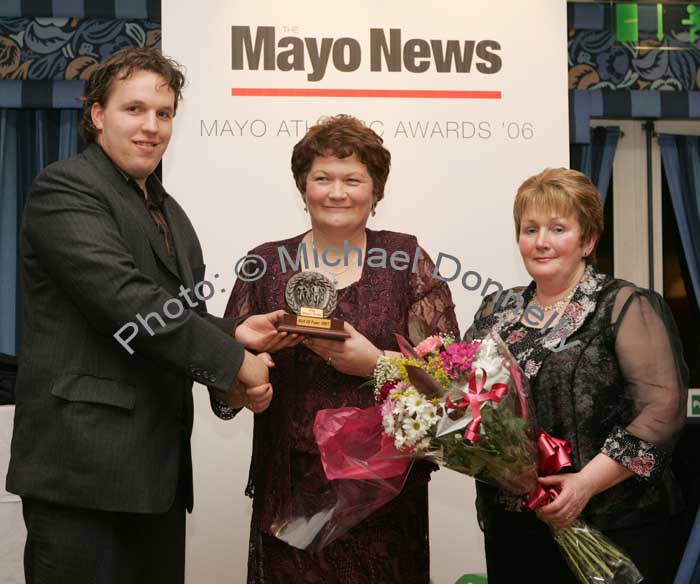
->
[371, 202, 377, 217]
[303, 199, 308, 213]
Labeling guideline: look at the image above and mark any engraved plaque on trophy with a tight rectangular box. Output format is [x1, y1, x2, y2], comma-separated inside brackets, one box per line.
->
[277, 272, 350, 340]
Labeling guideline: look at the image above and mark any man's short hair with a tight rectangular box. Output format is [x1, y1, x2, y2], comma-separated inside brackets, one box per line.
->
[80, 47, 186, 143]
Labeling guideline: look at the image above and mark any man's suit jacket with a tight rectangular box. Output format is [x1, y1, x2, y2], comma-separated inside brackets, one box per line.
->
[6, 143, 244, 514]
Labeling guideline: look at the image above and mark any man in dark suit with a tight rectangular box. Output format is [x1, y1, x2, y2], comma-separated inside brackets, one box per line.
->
[6, 48, 291, 583]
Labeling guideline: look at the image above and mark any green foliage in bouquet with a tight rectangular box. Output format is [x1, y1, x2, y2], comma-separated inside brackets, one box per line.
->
[430, 400, 537, 495]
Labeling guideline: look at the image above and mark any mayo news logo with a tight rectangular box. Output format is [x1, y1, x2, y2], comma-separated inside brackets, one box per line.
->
[231, 26, 502, 82]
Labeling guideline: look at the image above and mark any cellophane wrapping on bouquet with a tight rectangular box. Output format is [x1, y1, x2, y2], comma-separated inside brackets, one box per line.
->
[269, 404, 414, 551]
[271, 332, 643, 583]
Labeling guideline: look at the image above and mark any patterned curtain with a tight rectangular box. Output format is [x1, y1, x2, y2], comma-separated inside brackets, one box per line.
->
[0, 18, 162, 108]
[0, 14, 161, 355]
[0, 109, 80, 355]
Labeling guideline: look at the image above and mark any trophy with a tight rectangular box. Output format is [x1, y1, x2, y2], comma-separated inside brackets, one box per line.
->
[277, 272, 350, 340]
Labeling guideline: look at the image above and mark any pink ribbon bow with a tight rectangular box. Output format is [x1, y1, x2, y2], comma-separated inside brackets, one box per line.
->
[445, 368, 508, 443]
[523, 430, 573, 510]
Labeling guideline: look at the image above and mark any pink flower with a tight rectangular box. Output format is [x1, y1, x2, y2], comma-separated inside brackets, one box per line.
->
[415, 335, 443, 357]
[380, 384, 405, 416]
[440, 341, 480, 379]
[381, 396, 395, 417]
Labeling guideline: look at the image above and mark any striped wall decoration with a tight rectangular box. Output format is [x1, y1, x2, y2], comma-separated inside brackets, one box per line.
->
[0, 0, 159, 18]
[570, 90, 700, 144]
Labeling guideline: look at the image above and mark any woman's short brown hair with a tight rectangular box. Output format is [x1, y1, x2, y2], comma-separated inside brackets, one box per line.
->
[513, 168, 604, 263]
[79, 47, 185, 143]
[291, 115, 391, 202]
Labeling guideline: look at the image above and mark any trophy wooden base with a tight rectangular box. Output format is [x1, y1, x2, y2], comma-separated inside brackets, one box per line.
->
[277, 313, 350, 340]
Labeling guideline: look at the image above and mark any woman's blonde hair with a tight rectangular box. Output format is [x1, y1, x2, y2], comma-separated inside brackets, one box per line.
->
[513, 168, 604, 263]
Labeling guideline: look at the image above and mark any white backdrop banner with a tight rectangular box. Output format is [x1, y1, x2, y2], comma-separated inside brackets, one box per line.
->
[163, 2, 568, 582]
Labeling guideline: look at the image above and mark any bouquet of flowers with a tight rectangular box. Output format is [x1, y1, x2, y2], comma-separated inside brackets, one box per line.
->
[372, 332, 642, 584]
[372, 333, 538, 494]
[273, 332, 642, 584]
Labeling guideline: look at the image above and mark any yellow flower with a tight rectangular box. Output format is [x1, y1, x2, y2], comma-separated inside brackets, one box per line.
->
[393, 358, 427, 383]
[426, 355, 451, 388]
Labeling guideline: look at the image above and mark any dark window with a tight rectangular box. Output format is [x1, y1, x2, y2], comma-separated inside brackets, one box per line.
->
[661, 165, 700, 388]
[596, 174, 614, 278]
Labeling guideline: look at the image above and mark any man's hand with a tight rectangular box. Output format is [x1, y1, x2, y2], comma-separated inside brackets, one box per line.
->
[212, 351, 275, 414]
[212, 381, 273, 414]
[235, 310, 305, 352]
[237, 351, 271, 388]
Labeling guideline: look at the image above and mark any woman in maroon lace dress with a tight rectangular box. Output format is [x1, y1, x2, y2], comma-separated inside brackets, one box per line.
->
[212, 115, 458, 583]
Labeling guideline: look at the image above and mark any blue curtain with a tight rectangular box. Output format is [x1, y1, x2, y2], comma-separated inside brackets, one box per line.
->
[0, 109, 80, 355]
[675, 508, 700, 584]
[570, 126, 621, 206]
[658, 135, 700, 308]
[0, 111, 18, 356]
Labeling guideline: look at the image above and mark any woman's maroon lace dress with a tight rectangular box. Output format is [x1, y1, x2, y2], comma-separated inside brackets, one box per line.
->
[213, 229, 459, 584]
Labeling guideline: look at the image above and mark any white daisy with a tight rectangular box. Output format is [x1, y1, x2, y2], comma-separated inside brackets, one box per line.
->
[402, 417, 428, 446]
[406, 393, 431, 416]
[382, 414, 396, 436]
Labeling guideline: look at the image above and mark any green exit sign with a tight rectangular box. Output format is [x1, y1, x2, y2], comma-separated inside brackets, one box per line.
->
[616, 4, 639, 42]
[614, 4, 700, 45]
[689, 389, 700, 417]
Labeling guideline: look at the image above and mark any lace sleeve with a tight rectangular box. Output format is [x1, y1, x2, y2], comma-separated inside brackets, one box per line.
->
[210, 275, 259, 420]
[407, 246, 460, 342]
[600, 287, 688, 479]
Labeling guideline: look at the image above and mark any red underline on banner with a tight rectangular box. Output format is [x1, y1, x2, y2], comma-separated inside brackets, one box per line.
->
[231, 88, 502, 99]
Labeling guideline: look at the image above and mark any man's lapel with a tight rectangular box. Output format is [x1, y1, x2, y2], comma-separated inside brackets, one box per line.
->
[163, 201, 195, 291]
[83, 144, 182, 282]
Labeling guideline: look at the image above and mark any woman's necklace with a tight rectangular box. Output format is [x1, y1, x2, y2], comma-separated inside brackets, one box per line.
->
[316, 263, 353, 286]
[305, 232, 366, 286]
[531, 284, 577, 313]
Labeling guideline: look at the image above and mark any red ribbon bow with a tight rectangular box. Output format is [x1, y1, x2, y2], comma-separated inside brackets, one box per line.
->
[523, 430, 573, 510]
[445, 368, 508, 443]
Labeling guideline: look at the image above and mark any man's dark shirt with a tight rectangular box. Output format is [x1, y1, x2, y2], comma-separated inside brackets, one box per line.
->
[101, 146, 175, 256]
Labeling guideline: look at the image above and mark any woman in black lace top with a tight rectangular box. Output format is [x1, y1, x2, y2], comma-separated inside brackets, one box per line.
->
[463, 168, 687, 584]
